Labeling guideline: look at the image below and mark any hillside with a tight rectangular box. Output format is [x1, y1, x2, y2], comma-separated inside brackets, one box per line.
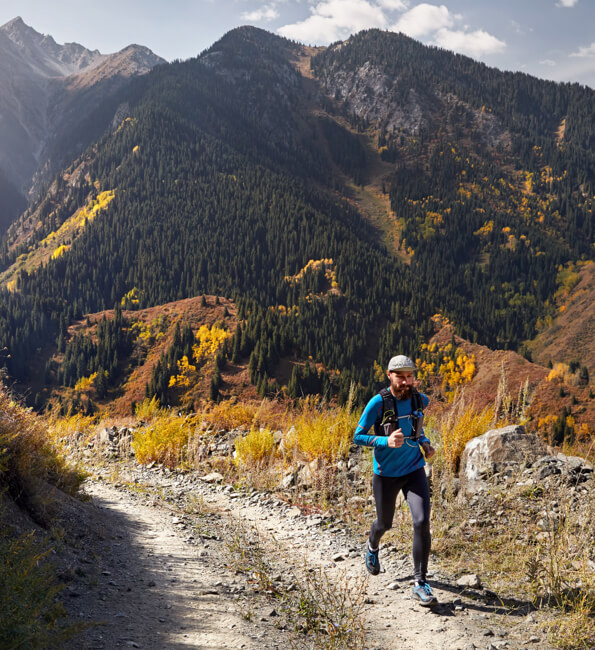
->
[529, 260, 595, 373]
[425, 323, 593, 446]
[0, 26, 592, 428]
[47, 295, 253, 417]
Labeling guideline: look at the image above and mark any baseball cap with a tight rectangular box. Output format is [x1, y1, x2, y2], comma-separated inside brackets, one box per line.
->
[387, 355, 417, 372]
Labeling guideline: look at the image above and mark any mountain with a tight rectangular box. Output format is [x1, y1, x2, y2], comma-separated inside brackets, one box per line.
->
[0, 17, 164, 231]
[0, 27, 593, 421]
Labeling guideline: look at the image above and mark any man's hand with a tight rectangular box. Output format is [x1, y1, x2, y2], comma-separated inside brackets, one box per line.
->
[421, 441, 435, 459]
[387, 429, 404, 448]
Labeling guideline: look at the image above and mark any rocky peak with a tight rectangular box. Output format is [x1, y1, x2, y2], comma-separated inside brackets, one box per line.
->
[0, 16, 37, 45]
[0, 16, 105, 77]
[0, 17, 164, 206]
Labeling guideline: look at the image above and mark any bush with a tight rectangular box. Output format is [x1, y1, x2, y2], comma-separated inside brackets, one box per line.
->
[0, 529, 81, 648]
[291, 398, 358, 463]
[202, 398, 285, 431]
[134, 395, 164, 422]
[234, 427, 278, 468]
[0, 385, 85, 499]
[133, 413, 197, 467]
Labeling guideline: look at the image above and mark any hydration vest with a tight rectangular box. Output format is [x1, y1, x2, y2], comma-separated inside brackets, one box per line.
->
[373, 387, 425, 440]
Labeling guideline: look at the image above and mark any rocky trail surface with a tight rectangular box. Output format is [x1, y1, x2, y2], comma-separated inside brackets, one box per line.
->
[57, 458, 550, 650]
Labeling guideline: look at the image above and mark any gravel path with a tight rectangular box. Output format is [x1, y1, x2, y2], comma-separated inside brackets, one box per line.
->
[59, 464, 547, 649]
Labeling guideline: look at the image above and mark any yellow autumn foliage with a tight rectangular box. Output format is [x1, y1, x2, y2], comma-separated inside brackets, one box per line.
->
[284, 259, 338, 291]
[51, 244, 69, 259]
[131, 316, 167, 344]
[234, 427, 278, 468]
[547, 362, 573, 384]
[289, 397, 358, 463]
[121, 286, 141, 307]
[474, 220, 494, 237]
[417, 342, 476, 397]
[192, 323, 231, 363]
[74, 373, 98, 392]
[132, 413, 196, 468]
[168, 356, 197, 388]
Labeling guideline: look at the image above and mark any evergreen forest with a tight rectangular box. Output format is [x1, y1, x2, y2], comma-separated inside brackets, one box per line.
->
[0, 27, 593, 407]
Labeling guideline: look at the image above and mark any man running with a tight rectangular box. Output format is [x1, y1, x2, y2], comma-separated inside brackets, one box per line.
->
[353, 355, 437, 606]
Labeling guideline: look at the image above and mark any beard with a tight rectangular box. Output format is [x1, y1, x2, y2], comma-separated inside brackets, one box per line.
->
[393, 386, 413, 400]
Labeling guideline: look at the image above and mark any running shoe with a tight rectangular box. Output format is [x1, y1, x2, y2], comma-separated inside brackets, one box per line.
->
[413, 580, 438, 606]
[365, 545, 380, 575]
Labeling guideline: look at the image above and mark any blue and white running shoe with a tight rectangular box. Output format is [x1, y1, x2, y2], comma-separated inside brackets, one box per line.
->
[365, 545, 380, 575]
[413, 581, 438, 606]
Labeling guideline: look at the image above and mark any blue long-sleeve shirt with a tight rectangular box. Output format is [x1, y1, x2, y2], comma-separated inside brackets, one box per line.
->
[353, 391, 430, 477]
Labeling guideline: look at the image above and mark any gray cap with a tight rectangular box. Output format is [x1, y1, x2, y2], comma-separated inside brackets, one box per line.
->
[387, 355, 417, 372]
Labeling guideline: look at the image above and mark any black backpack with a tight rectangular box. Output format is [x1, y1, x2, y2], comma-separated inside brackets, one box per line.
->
[373, 387, 424, 440]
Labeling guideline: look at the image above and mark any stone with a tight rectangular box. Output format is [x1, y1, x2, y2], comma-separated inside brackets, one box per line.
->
[456, 573, 482, 588]
[460, 425, 547, 483]
[200, 472, 224, 484]
[97, 428, 112, 445]
[280, 472, 295, 489]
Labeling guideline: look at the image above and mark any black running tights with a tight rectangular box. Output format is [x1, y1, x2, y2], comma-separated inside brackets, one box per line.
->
[368, 468, 431, 583]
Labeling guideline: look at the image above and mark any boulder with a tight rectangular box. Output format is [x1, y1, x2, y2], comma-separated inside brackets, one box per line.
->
[199, 472, 224, 484]
[460, 425, 547, 482]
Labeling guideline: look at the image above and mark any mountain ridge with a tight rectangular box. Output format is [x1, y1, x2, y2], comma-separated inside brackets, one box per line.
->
[0, 17, 164, 231]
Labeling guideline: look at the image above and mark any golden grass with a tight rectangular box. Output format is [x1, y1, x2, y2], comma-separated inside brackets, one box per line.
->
[0, 386, 85, 497]
[133, 413, 199, 467]
[202, 397, 286, 431]
[234, 427, 278, 468]
[134, 395, 164, 422]
[436, 397, 494, 473]
[290, 404, 358, 463]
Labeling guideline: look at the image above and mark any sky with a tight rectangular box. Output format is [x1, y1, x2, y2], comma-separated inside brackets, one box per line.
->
[1, 0, 593, 88]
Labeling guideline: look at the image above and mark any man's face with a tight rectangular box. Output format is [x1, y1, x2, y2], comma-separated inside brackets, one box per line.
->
[387, 370, 415, 399]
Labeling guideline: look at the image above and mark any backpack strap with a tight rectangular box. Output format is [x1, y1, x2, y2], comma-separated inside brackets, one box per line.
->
[373, 387, 397, 436]
[373, 387, 425, 439]
[410, 389, 425, 441]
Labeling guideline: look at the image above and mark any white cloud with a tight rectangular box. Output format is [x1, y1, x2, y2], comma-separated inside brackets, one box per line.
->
[539, 59, 557, 66]
[570, 42, 595, 57]
[377, 0, 409, 9]
[556, 0, 579, 7]
[278, 0, 388, 44]
[278, 1, 505, 59]
[242, 4, 280, 22]
[392, 3, 454, 38]
[433, 28, 506, 57]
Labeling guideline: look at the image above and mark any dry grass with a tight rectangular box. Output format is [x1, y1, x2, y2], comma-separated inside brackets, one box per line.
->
[433, 396, 494, 474]
[202, 397, 286, 431]
[223, 519, 368, 649]
[0, 386, 85, 498]
[133, 412, 199, 467]
[0, 384, 87, 647]
[290, 397, 358, 463]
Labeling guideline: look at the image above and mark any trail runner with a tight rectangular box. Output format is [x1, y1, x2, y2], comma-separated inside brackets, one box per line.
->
[353, 355, 437, 606]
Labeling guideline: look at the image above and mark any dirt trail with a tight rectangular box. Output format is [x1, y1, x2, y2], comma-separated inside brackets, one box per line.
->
[60, 463, 544, 650]
[64, 479, 284, 649]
